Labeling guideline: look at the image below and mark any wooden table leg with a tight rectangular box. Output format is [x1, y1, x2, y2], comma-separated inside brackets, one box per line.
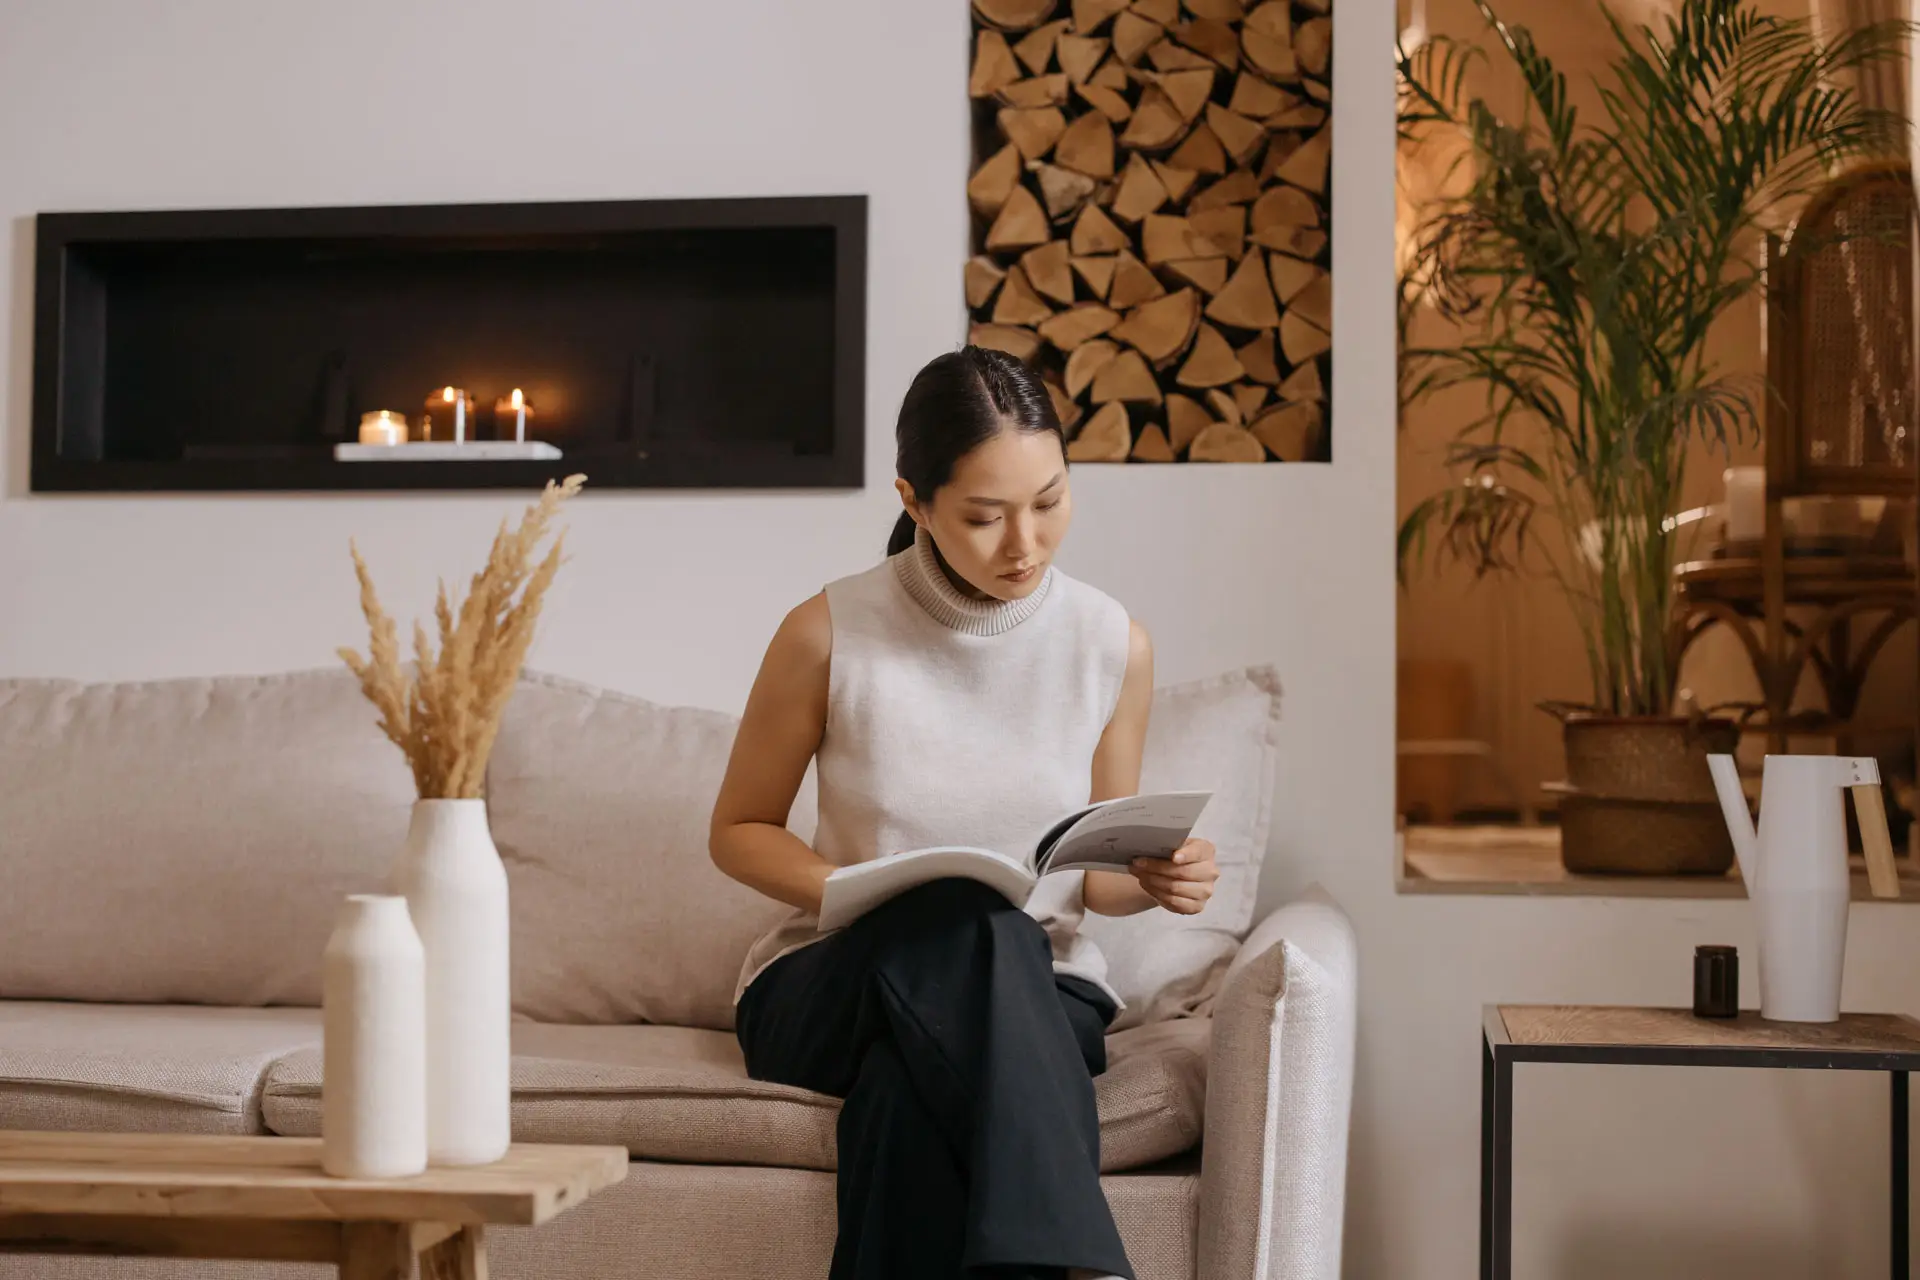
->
[340, 1224, 412, 1280]
[420, 1225, 487, 1280]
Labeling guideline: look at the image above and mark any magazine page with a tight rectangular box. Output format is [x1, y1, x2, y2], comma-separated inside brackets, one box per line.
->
[1036, 791, 1213, 875]
[817, 846, 1037, 932]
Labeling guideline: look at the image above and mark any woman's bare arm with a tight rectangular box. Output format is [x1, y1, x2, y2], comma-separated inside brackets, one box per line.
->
[1083, 620, 1161, 917]
[709, 593, 837, 915]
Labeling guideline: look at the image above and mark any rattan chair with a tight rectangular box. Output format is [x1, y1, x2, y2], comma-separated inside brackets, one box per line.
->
[1674, 161, 1918, 768]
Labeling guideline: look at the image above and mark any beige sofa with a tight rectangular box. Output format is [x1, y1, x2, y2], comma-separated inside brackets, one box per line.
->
[0, 667, 1356, 1280]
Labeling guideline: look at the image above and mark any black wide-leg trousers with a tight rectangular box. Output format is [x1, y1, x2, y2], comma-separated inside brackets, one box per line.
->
[735, 877, 1136, 1280]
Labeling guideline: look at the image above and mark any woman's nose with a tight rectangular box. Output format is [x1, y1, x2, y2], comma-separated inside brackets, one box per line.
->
[1004, 511, 1036, 558]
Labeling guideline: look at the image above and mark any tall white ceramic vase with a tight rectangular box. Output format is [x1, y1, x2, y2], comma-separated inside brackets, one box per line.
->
[321, 894, 427, 1178]
[394, 799, 512, 1166]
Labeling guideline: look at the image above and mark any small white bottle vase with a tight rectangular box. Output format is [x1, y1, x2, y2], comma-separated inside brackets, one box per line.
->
[321, 894, 427, 1179]
[393, 798, 512, 1166]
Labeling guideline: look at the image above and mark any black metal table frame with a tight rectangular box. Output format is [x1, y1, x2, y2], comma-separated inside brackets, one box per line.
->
[1481, 1006, 1919, 1280]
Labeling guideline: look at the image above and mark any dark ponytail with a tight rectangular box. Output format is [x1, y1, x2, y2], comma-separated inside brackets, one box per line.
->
[887, 346, 1064, 555]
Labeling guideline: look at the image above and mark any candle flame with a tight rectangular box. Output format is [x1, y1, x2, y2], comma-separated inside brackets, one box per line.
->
[442, 386, 456, 402]
[510, 388, 524, 408]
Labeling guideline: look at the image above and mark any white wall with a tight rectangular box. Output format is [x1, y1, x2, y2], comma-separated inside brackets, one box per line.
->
[1, 2, 1916, 1276]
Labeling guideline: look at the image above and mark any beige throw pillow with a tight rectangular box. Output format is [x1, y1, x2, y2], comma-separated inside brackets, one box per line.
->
[490, 672, 811, 1031]
[1078, 665, 1283, 1029]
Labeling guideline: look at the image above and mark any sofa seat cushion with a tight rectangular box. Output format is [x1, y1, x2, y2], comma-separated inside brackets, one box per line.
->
[0, 1003, 322, 1135]
[263, 1016, 1208, 1172]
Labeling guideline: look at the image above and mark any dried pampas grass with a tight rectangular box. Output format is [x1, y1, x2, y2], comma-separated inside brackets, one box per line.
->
[340, 474, 586, 798]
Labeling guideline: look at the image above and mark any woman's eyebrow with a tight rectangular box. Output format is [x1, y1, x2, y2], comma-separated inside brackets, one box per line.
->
[962, 473, 1066, 506]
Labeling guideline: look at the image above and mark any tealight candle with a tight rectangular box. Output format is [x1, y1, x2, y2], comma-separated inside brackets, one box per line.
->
[492, 388, 535, 443]
[358, 410, 408, 446]
[424, 386, 471, 444]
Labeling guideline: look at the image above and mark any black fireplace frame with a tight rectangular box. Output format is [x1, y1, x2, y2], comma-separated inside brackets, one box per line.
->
[30, 194, 867, 493]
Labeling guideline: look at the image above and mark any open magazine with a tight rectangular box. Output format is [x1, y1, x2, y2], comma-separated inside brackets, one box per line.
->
[816, 791, 1213, 932]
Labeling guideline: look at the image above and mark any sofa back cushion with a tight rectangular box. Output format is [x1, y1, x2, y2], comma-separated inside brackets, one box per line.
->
[489, 672, 807, 1031]
[0, 671, 411, 1006]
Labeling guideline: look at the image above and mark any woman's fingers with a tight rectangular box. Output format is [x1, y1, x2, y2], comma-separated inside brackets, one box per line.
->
[1136, 879, 1212, 911]
[1141, 876, 1209, 899]
[1130, 856, 1219, 882]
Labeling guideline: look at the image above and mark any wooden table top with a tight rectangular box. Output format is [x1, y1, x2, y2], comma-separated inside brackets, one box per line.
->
[0, 1133, 628, 1226]
[1496, 1005, 1920, 1055]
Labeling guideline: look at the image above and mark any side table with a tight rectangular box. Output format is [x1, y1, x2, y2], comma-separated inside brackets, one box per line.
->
[1481, 1004, 1920, 1280]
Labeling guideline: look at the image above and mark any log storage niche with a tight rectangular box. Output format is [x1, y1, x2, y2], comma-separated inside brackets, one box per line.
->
[968, 0, 1331, 462]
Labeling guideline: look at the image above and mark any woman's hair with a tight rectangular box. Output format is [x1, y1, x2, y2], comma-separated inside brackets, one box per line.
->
[888, 346, 1064, 555]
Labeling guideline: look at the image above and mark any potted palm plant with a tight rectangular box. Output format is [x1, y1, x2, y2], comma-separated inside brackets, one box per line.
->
[1396, 0, 1908, 872]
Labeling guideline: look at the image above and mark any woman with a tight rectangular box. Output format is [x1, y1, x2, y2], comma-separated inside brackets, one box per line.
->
[709, 346, 1219, 1280]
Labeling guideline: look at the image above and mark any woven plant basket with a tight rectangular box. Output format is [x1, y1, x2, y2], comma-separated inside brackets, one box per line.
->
[1551, 715, 1741, 875]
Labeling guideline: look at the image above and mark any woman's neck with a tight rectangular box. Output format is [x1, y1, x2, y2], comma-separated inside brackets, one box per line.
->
[928, 536, 993, 602]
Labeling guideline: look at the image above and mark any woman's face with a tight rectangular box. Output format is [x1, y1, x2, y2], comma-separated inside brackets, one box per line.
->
[897, 427, 1072, 602]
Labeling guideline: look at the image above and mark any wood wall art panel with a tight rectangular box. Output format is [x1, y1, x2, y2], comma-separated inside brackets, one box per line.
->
[968, 0, 1331, 462]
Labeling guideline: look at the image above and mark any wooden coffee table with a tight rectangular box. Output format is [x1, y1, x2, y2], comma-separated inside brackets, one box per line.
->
[0, 1132, 627, 1280]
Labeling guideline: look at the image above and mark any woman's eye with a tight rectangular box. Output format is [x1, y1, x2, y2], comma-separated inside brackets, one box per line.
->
[1036, 499, 1061, 512]
[967, 517, 1000, 528]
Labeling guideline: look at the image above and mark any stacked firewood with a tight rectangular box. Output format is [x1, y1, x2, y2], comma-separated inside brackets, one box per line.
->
[966, 0, 1331, 462]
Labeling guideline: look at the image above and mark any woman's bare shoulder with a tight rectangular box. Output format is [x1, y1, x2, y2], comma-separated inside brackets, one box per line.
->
[766, 591, 832, 672]
[1124, 616, 1154, 686]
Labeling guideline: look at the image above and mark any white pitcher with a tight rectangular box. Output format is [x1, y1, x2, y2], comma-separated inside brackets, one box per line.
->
[1707, 754, 1900, 1022]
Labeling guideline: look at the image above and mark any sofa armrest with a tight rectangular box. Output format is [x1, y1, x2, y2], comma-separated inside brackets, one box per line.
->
[1197, 885, 1358, 1280]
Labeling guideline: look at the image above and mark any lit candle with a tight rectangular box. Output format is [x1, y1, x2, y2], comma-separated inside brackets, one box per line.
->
[423, 387, 471, 445]
[492, 388, 535, 443]
[358, 410, 408, 446]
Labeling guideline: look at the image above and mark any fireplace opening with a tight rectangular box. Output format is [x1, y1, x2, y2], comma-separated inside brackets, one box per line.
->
[31, 195, 866, 492]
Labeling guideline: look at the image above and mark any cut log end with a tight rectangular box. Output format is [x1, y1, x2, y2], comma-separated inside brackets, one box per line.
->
[993, 264, 1057, 327]
[966, 255, 1009, 310]
[1070, 0, 1130, 32]
[1066, 338, 1121, 398]
[1069, 202, 1132, 255]
[968, 143, 1024, 216]
[970, 323, 1044, 363]
[1110, 286, 1201, 364]
[1056, 110, 1117, 178]
[972, 31, 1024, 98]
[1188, 422, 1267, 462]
[1039, 303, 1122, 351]
[1176, 322, 1245, 387]
[1206, 249, 1279, 329]
[1014, 18, 1072, 74]
[1067, 400, 1132, 461]
[986, 184, 1053, 251]
[974, 0, 1061, 32]
[1091, 347, 1165, 404]
[1108, 249, 1168, 308]
[1131, 422, 1176, 461]
[1165, 394, 1211, 453]
[1021, 240, 1077, 304]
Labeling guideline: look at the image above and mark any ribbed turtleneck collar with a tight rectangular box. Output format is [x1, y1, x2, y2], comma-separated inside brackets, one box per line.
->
[894, 525, 1054, 637]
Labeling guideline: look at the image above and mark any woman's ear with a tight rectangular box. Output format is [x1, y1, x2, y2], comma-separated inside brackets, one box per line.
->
[893, 478, 923, 527]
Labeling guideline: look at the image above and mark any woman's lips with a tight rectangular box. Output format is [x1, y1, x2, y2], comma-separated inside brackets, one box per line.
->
[1001, 565, 1038, 583]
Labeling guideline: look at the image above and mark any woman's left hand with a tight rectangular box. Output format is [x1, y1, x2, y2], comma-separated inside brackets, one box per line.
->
[1129, 838, 1218, 915]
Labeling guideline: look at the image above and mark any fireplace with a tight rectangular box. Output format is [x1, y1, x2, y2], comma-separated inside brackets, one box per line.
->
[30, 195, 866, 492]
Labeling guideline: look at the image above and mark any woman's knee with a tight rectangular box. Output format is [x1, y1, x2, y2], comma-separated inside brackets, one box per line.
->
[888, 876, 1014, 919]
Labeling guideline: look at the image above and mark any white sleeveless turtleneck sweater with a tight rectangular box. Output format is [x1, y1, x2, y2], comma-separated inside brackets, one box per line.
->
[733, 526, 1134, 1009]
